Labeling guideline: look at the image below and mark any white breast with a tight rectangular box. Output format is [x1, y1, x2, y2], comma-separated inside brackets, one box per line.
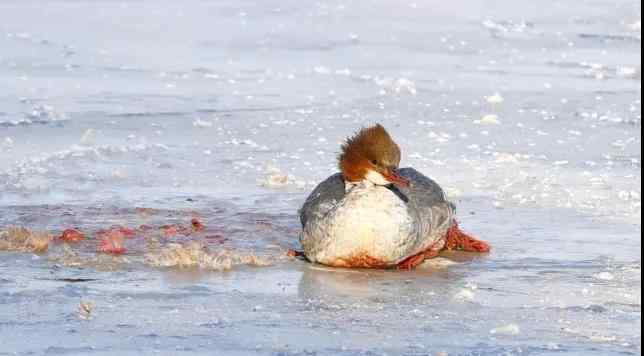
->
[301, 183, 432, 268]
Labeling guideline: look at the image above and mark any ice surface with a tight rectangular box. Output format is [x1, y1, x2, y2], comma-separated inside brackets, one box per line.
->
[0, 0, 641, 355]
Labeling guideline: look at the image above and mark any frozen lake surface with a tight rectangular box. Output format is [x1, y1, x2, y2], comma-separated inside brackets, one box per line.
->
[0, 0, 641, 355]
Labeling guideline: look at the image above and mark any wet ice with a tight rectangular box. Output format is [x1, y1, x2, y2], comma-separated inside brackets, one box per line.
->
[0, 0, 641, 355]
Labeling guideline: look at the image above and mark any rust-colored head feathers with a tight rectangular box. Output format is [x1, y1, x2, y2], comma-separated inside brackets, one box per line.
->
[339, 124, 409, 187]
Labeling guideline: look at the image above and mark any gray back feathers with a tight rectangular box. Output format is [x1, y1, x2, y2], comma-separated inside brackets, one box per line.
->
[300, 168, 454, 230]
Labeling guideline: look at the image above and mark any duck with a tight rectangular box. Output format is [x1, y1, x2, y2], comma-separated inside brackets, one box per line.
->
[299, 124, 490, 269]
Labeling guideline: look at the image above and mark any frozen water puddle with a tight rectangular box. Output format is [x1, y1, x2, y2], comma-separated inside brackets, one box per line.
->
[0, 204, 299, 272]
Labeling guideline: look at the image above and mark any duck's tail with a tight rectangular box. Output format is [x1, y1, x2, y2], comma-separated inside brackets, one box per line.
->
[445, 221, 491, 253]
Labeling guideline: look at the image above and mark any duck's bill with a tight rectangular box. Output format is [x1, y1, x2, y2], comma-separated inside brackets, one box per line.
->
[384, 171, 410, 188]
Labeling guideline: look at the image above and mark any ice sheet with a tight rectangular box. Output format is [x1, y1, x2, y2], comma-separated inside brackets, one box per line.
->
[0, 0, 641, 355]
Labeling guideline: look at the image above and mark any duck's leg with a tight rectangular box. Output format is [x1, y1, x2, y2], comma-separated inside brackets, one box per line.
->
[396, 222, 490, 270]
[397, 249, 440, 270]
[287, 249, 304, 258]
[287, 249, 312, 262]
[445, 221, 491, 253]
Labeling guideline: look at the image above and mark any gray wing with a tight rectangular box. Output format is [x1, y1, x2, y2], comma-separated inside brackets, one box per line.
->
[299, 173, 346, 228]
[398, 168, 455, 212]
[396, 168, 455, 236]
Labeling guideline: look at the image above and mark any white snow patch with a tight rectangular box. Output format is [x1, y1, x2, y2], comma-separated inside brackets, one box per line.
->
[444, 187, 463, 198]
[375, 77, 417, 96]
[494, 152, 520, 164]
[313, 66, 332, 75]
[193, 118, 214, 128]
[490, 324, 521, 336]
[257, 167, 306, 189]
[28, 105, 67, 121]
[486, 93, 505, 105]
[2, 137, 14, 149]
[335, 68, 352, 76]
[80, 129, 97, 146]
[617, 66, 640, 79]
[475, 114, 501, 125]
[454, 284, 478, 301]
[594, 272, 615, 281]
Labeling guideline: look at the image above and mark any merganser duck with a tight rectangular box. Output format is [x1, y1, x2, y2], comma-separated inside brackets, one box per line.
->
[299, 124, 490, 269]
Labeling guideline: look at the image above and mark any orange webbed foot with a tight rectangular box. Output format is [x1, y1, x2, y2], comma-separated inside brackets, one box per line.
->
[397, 249, 440, 270]
[445, 222, 491, 253]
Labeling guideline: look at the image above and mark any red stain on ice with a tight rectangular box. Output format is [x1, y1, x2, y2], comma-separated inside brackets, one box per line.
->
[191, 218, 206, 232]
[59, 229, 85, 243]
[115, 226, 137, 238]
[97, 226, 137, 239]
[160, 221, 197, 237]
[160, 225, 180, 237]
[97, 229, 127, 255]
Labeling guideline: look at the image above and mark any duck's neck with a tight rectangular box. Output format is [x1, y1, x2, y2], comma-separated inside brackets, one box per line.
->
[344, 179, 376, 192]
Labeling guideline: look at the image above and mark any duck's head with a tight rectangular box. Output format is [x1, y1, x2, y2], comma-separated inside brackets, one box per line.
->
[339, 124, 410, 188]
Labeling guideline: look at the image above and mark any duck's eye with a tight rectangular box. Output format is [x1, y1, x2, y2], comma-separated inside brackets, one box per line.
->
[371, 160, 378, 166]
